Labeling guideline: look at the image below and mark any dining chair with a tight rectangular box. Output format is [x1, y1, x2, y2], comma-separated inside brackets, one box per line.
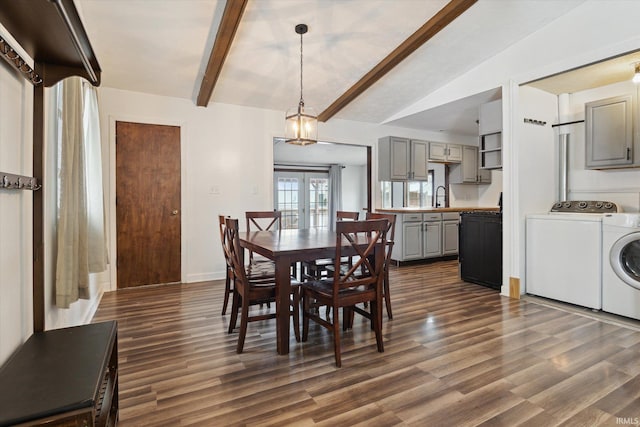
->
[224, 217, 300, 353]
[302, 210, 360, 280]
[218, 215, 277, 315]
[366, 212, 397, 319]
[325, 213, 396, 324]
[245, 210, 282, 265]
[301, 219, 388, 367]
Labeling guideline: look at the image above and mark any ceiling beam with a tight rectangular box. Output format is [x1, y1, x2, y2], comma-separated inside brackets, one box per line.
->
[318, 0, 477, 122]
[196, 0, 248, 107]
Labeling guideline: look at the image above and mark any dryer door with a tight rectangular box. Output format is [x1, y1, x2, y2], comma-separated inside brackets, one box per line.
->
[610, 232, 640, 290]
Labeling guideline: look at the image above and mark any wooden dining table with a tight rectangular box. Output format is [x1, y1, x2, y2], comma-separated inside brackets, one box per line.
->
[239, 228, 380, 355]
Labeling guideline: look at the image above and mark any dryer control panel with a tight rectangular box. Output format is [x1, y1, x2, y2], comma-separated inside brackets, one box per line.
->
[550, 200, 618, 213]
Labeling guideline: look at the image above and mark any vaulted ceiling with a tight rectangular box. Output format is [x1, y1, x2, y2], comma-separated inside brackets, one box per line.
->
[77, 0, 591, 135]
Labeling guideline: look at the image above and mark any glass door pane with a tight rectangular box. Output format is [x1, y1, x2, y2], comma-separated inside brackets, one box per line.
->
[307, 175, 329, 229]
[275, 172, 303, 229]
[274, 171, 329, 229]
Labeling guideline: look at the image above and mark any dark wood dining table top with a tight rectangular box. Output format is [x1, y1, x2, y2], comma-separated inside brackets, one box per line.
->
[240, 228, 340, 260]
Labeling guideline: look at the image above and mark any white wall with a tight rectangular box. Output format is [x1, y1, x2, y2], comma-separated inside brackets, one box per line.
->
[564, 81, 640, 212]
[0, 45, 108, 366]
[98, 87, 461, 287]
[341, 165, 366, 215]
[0, 61, 33, 364]
[515, 86, 560, 294]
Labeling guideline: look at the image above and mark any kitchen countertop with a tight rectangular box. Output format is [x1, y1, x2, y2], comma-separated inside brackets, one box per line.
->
[376, 207, 500, 213]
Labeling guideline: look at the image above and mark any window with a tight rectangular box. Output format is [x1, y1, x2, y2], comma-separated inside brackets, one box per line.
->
[381, 170, 435, 208]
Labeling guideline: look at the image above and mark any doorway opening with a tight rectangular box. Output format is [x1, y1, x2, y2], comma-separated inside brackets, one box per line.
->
[273, 138, 371, 229]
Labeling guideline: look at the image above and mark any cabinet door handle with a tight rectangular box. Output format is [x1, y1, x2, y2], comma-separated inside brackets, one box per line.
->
[627, 147, 631, 161]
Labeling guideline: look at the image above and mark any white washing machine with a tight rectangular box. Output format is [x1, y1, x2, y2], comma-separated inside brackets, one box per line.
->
[526, 201, 618, 310]
[602, 213, 640, 320]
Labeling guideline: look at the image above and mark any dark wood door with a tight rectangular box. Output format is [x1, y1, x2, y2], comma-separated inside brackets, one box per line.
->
[116, 121, 181, 288]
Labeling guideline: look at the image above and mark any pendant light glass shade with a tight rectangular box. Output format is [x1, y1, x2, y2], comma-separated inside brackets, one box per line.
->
[285, 24, 317, 146]
[285, 102, 317, 145]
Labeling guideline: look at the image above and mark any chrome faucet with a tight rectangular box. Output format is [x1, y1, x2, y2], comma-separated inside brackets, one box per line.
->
[435, 185, 447, 208]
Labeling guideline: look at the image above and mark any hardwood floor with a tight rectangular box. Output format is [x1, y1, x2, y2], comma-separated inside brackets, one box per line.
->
[93, 260, 640, 426]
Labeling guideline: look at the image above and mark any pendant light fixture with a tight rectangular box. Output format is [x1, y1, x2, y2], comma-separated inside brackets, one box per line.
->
[285, 24, 317, 146]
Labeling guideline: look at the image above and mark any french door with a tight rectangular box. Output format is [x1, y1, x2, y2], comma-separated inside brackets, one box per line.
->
[274, 171, 329, 229]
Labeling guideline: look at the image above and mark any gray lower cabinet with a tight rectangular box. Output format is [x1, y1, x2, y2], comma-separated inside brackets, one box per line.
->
[585, 94, 634, 169]
[393, 212, 460, 262]
[423, 214, 442, 258]
[402, 220, 423, 260]
[442, 212, 460, 255]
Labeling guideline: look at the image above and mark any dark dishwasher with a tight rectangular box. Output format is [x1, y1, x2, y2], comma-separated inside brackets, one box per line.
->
[459, 211, 502, 290]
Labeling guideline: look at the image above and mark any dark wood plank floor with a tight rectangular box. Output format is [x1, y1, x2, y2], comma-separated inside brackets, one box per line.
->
[93, 260, 640, 426]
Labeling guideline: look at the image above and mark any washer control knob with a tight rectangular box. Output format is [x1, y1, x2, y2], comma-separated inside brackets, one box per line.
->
[553, 202, 563, 210]
[604, 202, 613, 210]
[563, 202, 572, 208]
[595, 201, 603, 208]
[578, 201, 588, 209]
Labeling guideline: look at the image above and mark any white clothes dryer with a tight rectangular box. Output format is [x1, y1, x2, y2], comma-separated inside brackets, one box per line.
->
[602, 213, 640, 320]
[526, 201, 618, 310]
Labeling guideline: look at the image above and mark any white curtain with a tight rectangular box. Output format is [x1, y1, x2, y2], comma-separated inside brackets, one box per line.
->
[328, 164, 342, 231]
[55, 77, 108, 308]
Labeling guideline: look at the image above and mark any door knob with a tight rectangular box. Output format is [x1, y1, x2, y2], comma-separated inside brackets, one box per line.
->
[171, 210, 179, 215]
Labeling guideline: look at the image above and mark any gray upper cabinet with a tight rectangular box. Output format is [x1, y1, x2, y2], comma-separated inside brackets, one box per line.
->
[378, 136, 429, 181]
[428, 142, 462, 163]
[449, 145, 491, 184]
[585, 94, 633, 169]
[478, 99, 502, 135]
[478, 99, 502, 170]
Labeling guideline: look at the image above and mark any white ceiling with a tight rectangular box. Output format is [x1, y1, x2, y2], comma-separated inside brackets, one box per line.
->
[526, 50, 640, 95]
[77, 0, 635, 137]
[273, 139, 367, 166]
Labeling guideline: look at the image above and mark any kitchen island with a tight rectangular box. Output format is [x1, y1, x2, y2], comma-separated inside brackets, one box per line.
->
[375, 207, 499, 263]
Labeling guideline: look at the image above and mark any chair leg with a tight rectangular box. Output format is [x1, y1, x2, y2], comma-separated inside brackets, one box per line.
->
[373, 300, 384, 353]
[237, 297, 250, 353]
[292, 288, 301, 342]
[342, 306, 353, 331]
[228, 291, 240, 334]
[332, 303, 342, 367]
[302, 291, 310, 342]
[384, 270, 393, 320]
[221, 270, 231, 315]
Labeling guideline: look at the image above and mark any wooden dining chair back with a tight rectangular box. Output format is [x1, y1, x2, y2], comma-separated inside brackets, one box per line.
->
[366, 212, 397, 319]
[336, 211, 359, 221]
[224, 217, 300, 353]
[245, 210, 282, 265]
[302, 210, 360, 280]
[246, 210, 281, 232]
[301, 219, 388, 367]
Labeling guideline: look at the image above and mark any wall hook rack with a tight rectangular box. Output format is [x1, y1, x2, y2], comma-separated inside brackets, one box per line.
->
[0, 36, 42, 85]
[1, 172, 41, 191]
[524, 118, 547, 126]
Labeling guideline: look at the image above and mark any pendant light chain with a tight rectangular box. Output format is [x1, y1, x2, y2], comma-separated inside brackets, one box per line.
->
[299, 30, 304, 107]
